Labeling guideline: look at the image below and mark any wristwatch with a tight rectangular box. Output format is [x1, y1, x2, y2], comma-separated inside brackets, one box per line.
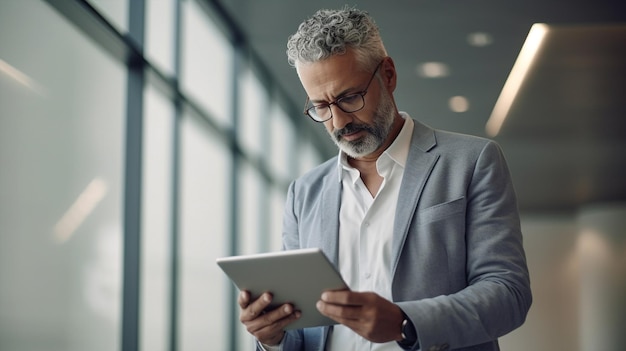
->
[398, 312, 418, 349]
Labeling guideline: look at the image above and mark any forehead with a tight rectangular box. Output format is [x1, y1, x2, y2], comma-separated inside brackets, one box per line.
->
[297, 53, 368, 101]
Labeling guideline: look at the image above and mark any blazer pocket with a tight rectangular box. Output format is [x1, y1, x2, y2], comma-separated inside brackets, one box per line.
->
[417, 197, 466, 225]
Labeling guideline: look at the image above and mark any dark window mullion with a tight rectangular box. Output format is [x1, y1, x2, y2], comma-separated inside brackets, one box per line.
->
[122, 1, 146, 351]
[169, 0, 183, 351]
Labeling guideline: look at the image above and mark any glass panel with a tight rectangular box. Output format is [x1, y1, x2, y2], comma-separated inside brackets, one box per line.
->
[146, 0, 176, 75]
[87, 0, 128, 33]
[235, 163, 263, 348]
[140, 85, 174, 351]
[237, 161, 263, 255]
[178, 113, 230, 350]
[181, 0, 233, 127]
[269, 186, 287, 252]
[268, 102, 295, 181]
[298, 142, 325, 177]
[0, 1, 125, 350]
[238, 66, 267, 156]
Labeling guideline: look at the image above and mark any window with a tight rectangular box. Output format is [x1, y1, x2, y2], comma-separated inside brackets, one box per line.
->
[179, 112, 230, 350]
[0, 1, 330, 350]
[181, 0, 233, 127]
[239, 65, 268, 157]
[0, 1, 125, 350]
[146, 0, 176, 75]
[140, 84, 175, 351]
[268, 101, 296, 181]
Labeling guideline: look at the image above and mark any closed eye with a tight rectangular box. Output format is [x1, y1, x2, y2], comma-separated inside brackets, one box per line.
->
[338, 93, 362, 104]
[313, 103, 330, 111]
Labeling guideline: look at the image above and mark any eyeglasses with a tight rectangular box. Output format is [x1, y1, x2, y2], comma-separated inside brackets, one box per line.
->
[303, 60, 384, 123]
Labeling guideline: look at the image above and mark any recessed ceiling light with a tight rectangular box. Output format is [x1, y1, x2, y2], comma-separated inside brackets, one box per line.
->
[416, 62, 450, 78]
[449, 96, 469, 113]
[467, 32, 493, 47]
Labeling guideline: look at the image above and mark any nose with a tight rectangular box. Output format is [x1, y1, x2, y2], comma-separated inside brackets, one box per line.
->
[330, 105, 353, 130]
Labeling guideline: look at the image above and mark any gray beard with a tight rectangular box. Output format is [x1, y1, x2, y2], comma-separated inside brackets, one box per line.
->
[330, 91, 396, 158]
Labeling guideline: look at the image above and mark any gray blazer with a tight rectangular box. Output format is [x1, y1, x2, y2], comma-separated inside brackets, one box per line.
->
[268, 119, 532, 351]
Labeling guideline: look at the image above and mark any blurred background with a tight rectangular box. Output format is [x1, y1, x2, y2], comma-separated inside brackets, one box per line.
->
[1, 0, 625, 350]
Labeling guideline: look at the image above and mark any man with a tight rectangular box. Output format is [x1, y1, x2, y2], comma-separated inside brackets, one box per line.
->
[239, 7, 532, 351]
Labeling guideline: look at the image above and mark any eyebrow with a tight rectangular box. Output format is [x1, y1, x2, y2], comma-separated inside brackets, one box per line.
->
[309, 86, 362, 105]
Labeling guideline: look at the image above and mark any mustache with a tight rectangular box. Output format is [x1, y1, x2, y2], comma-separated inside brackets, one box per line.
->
[334, 123, 373, 139]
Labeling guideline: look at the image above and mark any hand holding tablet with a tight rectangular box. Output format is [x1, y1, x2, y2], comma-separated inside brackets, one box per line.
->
[217, 248, 349, 330]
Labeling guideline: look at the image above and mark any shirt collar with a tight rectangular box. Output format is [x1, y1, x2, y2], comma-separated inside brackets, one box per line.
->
[336, 112, 414, 182]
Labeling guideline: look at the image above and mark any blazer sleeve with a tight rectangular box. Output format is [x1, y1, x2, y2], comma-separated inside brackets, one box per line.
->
[282, 180, 299, 251]
[398, 141, 532, 350]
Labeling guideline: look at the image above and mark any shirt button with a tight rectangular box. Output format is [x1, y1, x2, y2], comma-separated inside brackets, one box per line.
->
[364, 272, 371, 279]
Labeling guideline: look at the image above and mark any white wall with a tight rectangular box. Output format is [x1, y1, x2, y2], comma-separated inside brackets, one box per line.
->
[502, 203, 626, 351]
[578, 203, 626, 351]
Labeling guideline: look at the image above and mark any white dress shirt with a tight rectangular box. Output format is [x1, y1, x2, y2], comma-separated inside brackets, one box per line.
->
[260, 114, 414, 351]
[328, 115, 413, 351]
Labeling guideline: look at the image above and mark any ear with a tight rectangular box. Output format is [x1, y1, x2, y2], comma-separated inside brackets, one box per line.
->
[380, 56, 397, 93]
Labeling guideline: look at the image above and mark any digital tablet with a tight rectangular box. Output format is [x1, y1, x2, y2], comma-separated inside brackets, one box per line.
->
[216, 248, 349, 330]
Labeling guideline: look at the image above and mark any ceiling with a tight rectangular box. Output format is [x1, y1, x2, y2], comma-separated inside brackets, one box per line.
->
[217, 0, 626, 212]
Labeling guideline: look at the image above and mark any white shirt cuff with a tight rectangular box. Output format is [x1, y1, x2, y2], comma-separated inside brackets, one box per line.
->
[257, 340, 283, 351]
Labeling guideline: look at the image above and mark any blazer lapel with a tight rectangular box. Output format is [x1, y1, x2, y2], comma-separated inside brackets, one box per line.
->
[319, 167, 342, 267]
[391, 120, 439, 273]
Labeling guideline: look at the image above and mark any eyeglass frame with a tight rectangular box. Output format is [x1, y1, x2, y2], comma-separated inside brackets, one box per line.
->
[303, 60, 384, 123]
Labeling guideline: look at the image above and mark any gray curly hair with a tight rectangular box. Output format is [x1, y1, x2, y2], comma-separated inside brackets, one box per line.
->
[286, 7, 387, 71]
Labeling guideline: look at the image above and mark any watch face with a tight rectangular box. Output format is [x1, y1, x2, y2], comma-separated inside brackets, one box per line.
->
[401, 319, 409, 339]
[401, 317, 417, 343]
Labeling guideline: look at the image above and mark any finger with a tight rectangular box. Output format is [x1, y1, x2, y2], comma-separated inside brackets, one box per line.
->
[249, 293, 272, 318]
[250, 308, 302, 345]
[321, 290, 364, 306]
[246, 304, 301, 334]
[238, 290, 250, 308]
[240, 292, 273, 322]
[316, 299, 361, 321]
